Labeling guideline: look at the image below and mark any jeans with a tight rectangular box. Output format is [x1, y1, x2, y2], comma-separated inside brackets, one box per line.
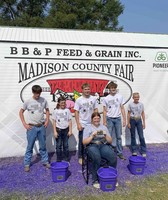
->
[87, 144, 117, 182]
[78, 129, 84, 159]
[106, 116, 123, 155]
[24, 125, 48, 166]
[56, 127, 69, 161]
[130, 119, 146, 154]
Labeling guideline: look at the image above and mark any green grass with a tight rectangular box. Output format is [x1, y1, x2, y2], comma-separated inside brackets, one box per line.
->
[1, 173, 168, 200]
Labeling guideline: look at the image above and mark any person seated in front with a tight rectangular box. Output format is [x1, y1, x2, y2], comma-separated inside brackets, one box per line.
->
[83, 112, 117, 188]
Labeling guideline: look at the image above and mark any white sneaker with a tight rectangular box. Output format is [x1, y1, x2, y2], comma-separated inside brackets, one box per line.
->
[78, 158, 83, 165]
[93, 181, 100, 189]
[132, 152, 137, 156]
[142, 153, 147, 157]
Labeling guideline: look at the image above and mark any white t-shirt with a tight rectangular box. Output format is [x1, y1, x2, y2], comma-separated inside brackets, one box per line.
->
[74, 95, 98, 127]
[128, 102, 144, 118]
[22, 97, 49, 124]
[102, 93, 124, 118]
[52, 108, 72, 129]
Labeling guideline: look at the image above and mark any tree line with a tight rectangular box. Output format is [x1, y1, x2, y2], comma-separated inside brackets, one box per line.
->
[0, 0, 124, 31]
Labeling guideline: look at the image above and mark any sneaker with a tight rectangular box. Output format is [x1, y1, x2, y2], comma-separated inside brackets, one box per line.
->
[118, 154, 126, 160]
[93, 181, 100, 189]
[116, 181, 119, 187]
[24, 165, 30, 172]
[44, 163, 50, 169]
[78, 158, 83, 165]
[132, 152, 137, 156]
[142, 153, 147, 157]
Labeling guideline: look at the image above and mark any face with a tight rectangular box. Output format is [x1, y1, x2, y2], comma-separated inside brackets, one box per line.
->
[33, 92, 41, 100]
[92, 115, 101, 126]
[133, 94, 140, 103]
[109, 86, 117, 95]
[59, 100, 66, 109]
[82, 86, 90, 97]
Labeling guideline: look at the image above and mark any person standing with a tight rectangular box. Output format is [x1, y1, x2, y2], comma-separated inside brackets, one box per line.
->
[102, 81, 126, 160]
[52, 96, 72, 162]
[127, 92, 147, 157]
[74, 83, 98, 165]
[19, 85, 50, 172]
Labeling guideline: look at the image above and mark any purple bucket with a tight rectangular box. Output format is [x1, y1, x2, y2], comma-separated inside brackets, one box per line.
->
[129, 156, 146, 175]
[97, 167, 117, 192]
[50, 161, 69, 182]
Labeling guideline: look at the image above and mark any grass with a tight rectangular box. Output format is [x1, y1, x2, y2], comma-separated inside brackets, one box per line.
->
[1, 173, 168, 200]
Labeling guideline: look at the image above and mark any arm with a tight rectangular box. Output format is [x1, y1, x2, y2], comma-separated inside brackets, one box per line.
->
[68, 119, 73, 136]
[44, 108, 50, 128]
[19, 108, 31, 130]
[83, 131, 97, 145]
[127, 110, 131, 129]
[74, 110, 82, 131]
[52, 119, 58, 138]
[121, 105, 126, 127]
[103, 106, 107, 126]
[141, 111, 146, 129]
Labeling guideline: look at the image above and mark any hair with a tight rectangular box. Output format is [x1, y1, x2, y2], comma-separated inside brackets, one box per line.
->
[107, 81, 118, 89]
[91, 112, 101, 120]
[133, 92, 140, 97]
[81, 82, 90, 89]
[56, 96, 66, 109]
[32, 85, 42, 94]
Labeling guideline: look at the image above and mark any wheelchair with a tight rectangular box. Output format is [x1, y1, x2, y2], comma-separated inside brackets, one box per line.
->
[82, 144, 116, 184]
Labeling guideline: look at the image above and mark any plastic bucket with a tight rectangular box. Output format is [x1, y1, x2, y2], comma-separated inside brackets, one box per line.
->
[97, 167, 117, 192]
[50, 161, 69, 182]
[129, 155, 146, 175]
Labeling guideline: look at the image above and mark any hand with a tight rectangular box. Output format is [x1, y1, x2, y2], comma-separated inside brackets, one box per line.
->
[127, 123, 131, 129]
[92, 131, 97, 137]
[103, 131, 106, 136]
[44, 120, 49, 128]
[24, 123, 32, 130]
[77, 123, 83, 131]
[68, 131, 73, 137]
[54, 131, 58, 138]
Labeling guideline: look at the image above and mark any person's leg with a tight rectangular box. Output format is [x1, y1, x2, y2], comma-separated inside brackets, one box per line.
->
[78, 129, 84, 159]
[114, 117, 123, 156]
[100, 144, 117, 168]
[106, 116, 115, 139]
[137, 119, 146, 154]
[130, 119, 138, 154]
[24, 127, 37, 167]
[87, 144, 101, 183]
[56, 129, 62, 161]
[37, 126, 49, 164]
[62, 128, 69, 161]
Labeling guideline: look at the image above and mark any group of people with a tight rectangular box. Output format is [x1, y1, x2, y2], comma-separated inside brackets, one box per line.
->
[19, 82, 147, 188]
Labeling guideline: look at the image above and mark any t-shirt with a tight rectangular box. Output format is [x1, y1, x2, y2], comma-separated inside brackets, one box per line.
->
[102, 93, 125, 118]
[128, 102, 144, 118]
[52, 108, 72, 129]
[74, 95, 98, 127]
[83, 124, 111, 144]
[22, 97, 49, 124]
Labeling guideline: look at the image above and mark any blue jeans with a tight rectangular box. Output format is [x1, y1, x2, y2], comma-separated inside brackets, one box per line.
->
[24, 125, 49, 166]
[56, 127, 69, 161]
[78, 129, 84, 159]
[130, 119, 146, 154]
[87, 144, 117, 182]
[106, 116, 123, 155]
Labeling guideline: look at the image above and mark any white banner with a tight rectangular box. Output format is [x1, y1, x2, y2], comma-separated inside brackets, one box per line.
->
[0, 27, 168, 157]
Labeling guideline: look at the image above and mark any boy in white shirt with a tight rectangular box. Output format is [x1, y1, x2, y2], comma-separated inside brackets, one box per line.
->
[102, 81, 126, 160]
[74, 83, 98, 164]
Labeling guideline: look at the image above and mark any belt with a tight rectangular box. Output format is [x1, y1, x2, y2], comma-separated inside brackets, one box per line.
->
[130, 117, 141, 120]
[29, 123, 44, 127]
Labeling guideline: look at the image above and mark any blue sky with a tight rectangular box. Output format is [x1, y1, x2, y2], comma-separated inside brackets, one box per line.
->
[119, 0, 168, 34]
